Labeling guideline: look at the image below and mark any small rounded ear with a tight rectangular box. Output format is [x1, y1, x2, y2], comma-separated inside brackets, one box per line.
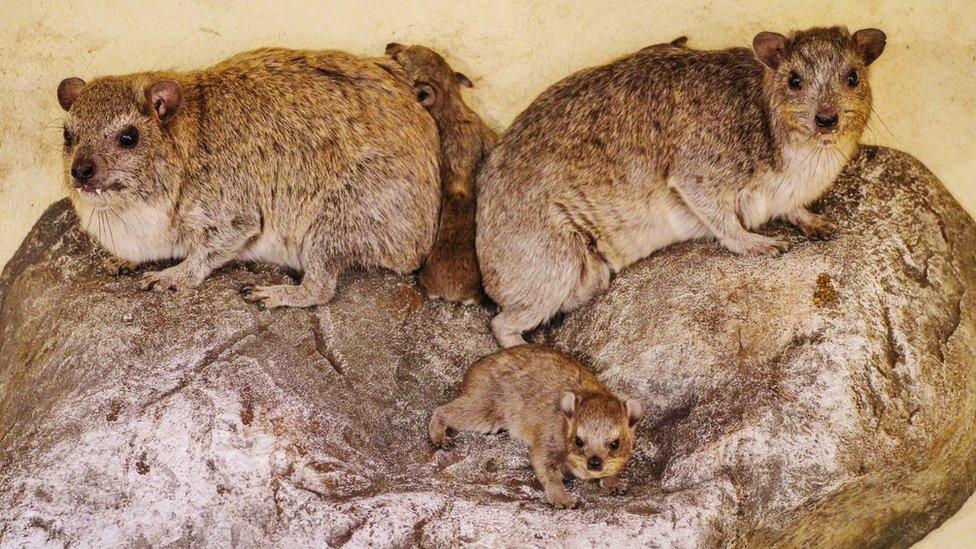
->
[753, 31, 790, 69]
[385, 42, 405, 57]
[57, 77, 86, 111]
[414, 83, 436, 108]
[455, 72, 474, 88]
[561, 392, 577, 419]
[147, 80, 182, 124]
[625, 399, 644, 428]
[852, 28, 886, 66]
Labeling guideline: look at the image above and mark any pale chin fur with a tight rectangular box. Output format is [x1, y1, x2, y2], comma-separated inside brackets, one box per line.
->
[70, 192, 186, 265]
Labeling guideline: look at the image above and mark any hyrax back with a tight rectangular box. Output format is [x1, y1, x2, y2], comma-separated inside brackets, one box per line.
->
[57, 48, 440, 308]
[476, 26, 886, 347]
[386, 43, 497, 305]
[429, 345, 643, 508]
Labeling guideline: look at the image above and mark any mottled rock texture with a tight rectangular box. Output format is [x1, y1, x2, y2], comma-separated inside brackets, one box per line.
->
[1, 147, 974, 547]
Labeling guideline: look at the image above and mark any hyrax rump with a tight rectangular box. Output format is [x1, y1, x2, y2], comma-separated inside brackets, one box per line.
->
[429, 345, 644, 509]
[386, 43, 497, 305]
[476, 26, 886, 347]
[57, 48, 440, 308]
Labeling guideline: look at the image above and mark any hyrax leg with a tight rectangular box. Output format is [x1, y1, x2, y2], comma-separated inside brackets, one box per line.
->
[142, 218, 259, 292]
[419, 193, 481, 304]
[600, 474, 628, 495]
[428, 396, 500, 448]
[243, 255, 339, 309]
[671, 178, 788, 257]
[491, 306, 555, 348]
[530, 442, 577, 509]
[784, 206, 836, 240]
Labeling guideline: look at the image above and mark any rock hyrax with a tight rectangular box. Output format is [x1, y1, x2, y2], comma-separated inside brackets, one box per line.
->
[429, 345, 644, 508]
[476, 27, 886, 346]
[57, 48, 439, 307]
[386, 43, 497, 305]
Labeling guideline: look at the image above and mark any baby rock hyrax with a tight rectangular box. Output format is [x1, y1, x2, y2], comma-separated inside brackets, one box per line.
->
[385, 43, 497, 304]
[429, 345, 644, 508]
[476, 26, 886, 346]
[57, 48, 439, 307]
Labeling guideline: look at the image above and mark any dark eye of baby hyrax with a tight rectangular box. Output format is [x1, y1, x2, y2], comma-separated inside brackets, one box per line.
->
[609, 438, 620, 451]
[118, 126, 139, 149]
[63, 127, 73, 147]
[788, 72, 802, 90]
[574, 436, 584, 448]
[847, 69, 859, 88]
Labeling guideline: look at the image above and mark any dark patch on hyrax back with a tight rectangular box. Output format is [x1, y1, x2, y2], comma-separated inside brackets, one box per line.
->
[813, 272, 839, 308]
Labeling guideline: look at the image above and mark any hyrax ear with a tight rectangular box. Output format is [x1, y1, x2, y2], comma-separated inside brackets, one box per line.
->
[147, 80, 182, 124]
[852, 28, 886, 66]
[625, 399, 644, 428]
[560, 391, 577, 419]
[385, 42, 405, 57]
[753, 31, 790, 69]
[414, 83, 436, 108]
[455, 72, 474, 88]
[57, 77, 86, 111]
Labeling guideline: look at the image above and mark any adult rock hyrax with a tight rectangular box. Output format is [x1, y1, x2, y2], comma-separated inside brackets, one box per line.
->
[385, 43, 497, 305]
[476, 26, 886, 347]
[57, 48, 439, 307]
[429, 345, 644, 509]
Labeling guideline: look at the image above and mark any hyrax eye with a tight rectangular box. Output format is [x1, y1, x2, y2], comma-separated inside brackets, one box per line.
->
[847, 69, 859, 87]
[574, 436, 584, 448]
[788, 72, 802, 90]
[63, 127, 73, 147]
[118, 126, 139, 149]
[609, 439, 620, 451]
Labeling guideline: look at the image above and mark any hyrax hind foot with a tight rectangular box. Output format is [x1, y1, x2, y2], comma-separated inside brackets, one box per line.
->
[726, 233, 789, 257]
[428, 406, 457, 448]
[241, 284, 334, 309]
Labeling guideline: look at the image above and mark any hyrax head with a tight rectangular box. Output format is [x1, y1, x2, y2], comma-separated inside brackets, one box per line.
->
[560, 391, 643, 480]
[753, 26, 886, 145]
[57, 75, 182, 206]
[384, 43, 474, 110]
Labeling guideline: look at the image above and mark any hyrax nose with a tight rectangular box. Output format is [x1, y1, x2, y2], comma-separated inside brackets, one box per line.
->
[814, 106, 839, 132]
[586, 456, 603, 471]
[71, 158, 97, 184]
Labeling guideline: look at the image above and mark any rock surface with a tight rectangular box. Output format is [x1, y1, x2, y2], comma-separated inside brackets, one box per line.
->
[1, 147, 974, 547]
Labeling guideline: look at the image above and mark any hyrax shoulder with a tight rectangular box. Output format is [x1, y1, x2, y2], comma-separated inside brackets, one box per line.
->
[58, 48, 439, 308]
[385, 43, 497, 304]
[429, 345, 643, 508]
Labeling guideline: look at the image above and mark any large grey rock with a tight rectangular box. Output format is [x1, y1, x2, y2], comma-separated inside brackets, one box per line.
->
[0, 147, 974, 547]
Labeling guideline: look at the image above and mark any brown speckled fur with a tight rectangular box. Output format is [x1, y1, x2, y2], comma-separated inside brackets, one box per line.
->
[429, 345, 643, 508]
[476, 27, 886, 346]
[386, 43, 497, 305]
[57, 48, 440, 308]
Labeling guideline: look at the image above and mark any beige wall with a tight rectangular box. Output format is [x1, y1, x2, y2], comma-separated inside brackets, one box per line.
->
[0, 0, 973, 541]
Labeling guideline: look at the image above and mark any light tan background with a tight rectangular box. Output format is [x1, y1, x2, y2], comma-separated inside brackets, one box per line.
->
[0, 0, 974, 543]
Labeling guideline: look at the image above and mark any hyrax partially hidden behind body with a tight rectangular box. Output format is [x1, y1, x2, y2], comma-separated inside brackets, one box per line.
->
[429, 345, 643, 508]
[385, 43, 497, 304]
[476, 27, 887, 347]
[57, 48, 440, 307]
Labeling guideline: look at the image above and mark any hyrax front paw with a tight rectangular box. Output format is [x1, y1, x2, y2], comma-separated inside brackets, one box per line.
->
[729, 234, 789, 257]
[793, 214, 836, 241]
[103, 257, 137, 277]
[546, 488, 579, 510]
[600, 475, 628, 495]
[427, 407, 456, 448]
[140, 266, 201, 292]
